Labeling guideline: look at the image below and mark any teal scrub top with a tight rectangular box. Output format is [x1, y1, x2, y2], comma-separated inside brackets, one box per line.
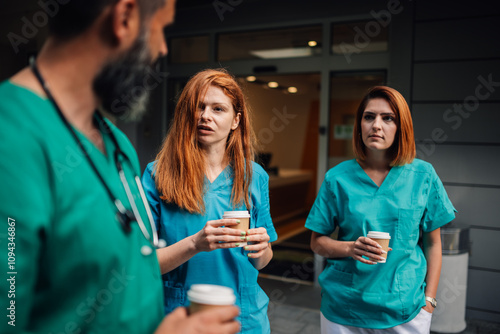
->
[305, 159, 456, 329]
[142, 161, 278, 334]
[0, 81, 164, 333]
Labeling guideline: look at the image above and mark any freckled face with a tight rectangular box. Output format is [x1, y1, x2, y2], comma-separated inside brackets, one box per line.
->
[196, 85, 240, 150]
[361, 98, 397, 153]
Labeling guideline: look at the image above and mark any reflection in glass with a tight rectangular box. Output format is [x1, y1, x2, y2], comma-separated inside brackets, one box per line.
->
[238, 73, 320, 229]
[218, 26, 322, 61]
[169, 36, 209, 64]
[332, 21, 388, 55]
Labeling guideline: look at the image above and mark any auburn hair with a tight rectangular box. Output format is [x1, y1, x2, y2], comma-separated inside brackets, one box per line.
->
[352, 86, 416, 166]
[153, 69, 257, 214]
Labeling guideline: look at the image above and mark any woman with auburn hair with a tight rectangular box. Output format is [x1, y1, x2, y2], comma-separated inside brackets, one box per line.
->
[306, 86, 456, 333]
[142, 68, 276, 333]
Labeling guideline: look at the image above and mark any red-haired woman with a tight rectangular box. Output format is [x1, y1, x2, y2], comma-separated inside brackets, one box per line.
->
[142, 69, 276, 334]
[306, 86, 456, 333]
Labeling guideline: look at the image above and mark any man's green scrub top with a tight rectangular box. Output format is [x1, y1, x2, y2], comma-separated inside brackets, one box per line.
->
[305, 159, 456, 329]
[0, 81, 164, 333]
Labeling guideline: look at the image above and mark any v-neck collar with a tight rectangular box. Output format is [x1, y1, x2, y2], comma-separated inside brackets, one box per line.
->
[73, 118, 112, 162]
[205, 165, 232, 188]
[354, 160, 404, 194]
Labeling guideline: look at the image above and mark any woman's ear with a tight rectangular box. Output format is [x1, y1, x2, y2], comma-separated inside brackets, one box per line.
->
[231, 112, 241, 130]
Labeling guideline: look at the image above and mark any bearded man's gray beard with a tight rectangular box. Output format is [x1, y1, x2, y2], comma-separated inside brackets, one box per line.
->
[93, 30, 154, 122]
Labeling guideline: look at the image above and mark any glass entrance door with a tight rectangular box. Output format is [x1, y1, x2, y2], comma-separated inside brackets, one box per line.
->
[238, 73, 320, 283]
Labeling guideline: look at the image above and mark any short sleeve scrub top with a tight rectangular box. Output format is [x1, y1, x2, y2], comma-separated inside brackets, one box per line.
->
[305, 159, 456, 329]
[0, 81, 164, 333]
[142, 161, 278, 334]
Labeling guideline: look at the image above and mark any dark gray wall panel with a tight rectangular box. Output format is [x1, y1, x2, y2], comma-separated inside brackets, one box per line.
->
[467, 269, 500, 313]
[412, 60, 500, 102]
[465, 308, 500, 324]
[417, 145, 500, 185]
[414, 17, 500, 61]
[169, 0, 392, 33]
[416, 1, 500, 21]
[446, 186, 500, 229]
[412, 103, 500, 143]
[468, 229, 500, 271]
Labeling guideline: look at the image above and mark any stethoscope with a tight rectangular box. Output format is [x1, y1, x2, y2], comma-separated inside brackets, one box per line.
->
[30, 59, 165, 255]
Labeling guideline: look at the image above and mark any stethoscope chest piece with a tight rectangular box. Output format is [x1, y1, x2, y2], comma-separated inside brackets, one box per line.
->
[141, 245, 153, 256]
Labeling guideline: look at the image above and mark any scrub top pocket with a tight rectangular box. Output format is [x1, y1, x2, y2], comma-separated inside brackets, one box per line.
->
[239, 284, 271, 334]
[396, 267, 427, 319]
[319, 264, 354, 318]
[397, 209, 422, 241]
[349, 290, 398, 321]
[163, 284, 186, 315]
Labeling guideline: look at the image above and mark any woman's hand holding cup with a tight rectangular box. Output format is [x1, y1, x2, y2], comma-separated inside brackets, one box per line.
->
[192, 219, 246, 252]
[349, 236, 388, 264]
[243, 227, 270, 258]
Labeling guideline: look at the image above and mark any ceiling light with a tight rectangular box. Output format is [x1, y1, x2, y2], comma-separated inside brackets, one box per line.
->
[268, 82, 279, 88]
[246, 76, 256, 82]
[308, 40, 317, 47]
[250, 47, 312, 59]
[288, 87, 298, 93]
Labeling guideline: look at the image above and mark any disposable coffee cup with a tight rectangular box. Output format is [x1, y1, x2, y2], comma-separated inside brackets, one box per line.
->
[222, 210, 250, 247]
[367, 231, 391, 263]
[222, 211, 250, 231]
[187, 284, 236, 315]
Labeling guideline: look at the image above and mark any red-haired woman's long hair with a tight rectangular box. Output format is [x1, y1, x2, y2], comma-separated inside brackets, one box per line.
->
[153, 69, 257, 214]
[352, 86, 416, 166]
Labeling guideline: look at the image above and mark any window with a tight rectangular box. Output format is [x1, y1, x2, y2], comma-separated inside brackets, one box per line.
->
[218, 26, 322, 61]
[169, 35, 209, 64]
[332, 21, 388, 56]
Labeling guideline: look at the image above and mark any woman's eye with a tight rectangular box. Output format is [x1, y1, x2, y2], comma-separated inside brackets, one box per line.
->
[363, 115, 374, 120]
[214, 107, 224, 112]
[384, 116, 395, 121]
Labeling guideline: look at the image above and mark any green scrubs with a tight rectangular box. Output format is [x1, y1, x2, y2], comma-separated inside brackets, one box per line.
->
[0, 81, 163, 333]
[305, 159, 456, 329]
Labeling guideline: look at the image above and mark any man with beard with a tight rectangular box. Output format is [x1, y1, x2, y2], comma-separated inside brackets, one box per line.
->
[0, 0, 239, 333]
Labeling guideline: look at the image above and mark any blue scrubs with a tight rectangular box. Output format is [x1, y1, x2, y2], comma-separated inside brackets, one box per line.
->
[142, 161, 277, 334]
[305, 159, 456, 329]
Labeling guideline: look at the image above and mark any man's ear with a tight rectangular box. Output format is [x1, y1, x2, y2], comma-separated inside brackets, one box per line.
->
[110, 0, 140, 49]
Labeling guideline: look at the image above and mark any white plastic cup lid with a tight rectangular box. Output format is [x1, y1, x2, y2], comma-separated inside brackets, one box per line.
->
[187, 284, 236, 305]
[367, 231, 391, 239]
[222, 210, 250, 218]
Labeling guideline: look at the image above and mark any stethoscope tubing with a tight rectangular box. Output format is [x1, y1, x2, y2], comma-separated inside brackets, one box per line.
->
[30, 58, 160, 250]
